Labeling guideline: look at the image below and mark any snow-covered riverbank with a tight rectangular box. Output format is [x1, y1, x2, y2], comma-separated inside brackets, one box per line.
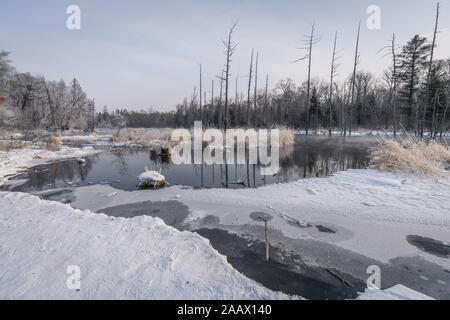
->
[70, 169, 450, 265]
[66, 169, 450, 299]
[0, 146, 101, 187]
[0, 191, 292, 300]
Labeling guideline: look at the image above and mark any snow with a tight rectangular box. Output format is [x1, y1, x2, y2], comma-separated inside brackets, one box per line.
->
[138, 171, 165, 183]
[59, 135, 105, 142]
[0, 191, 292, 300]
[70, 169, 450, 267]
[138, 170, 165, 188]
[357, 285, 435, 300]
[0, 146, 101, 187]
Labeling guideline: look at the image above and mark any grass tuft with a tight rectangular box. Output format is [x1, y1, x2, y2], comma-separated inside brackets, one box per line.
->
[370, 138, 450, 180]
[46, 134, 61, 150]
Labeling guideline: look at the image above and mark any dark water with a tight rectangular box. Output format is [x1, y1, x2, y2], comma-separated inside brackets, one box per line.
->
[407, 235, 450, 259]
[3, 136, 377, 192]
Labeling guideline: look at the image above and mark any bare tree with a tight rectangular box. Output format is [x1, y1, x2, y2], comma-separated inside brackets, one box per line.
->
[390, 34, 399, 136]
[264, 74, 269, 127]
[328, 31, 340, 136]
[348, 21, 361, 136]
[423, 2, 440, 137]
[42, 77, 57, 130]
[199, 64, 203, 124]
[293, 23, 321, 135]
[247, 48, 254, 127]
[217, 71, 224, 128]
[379, 33, 400, 136]
[253, 52, 259, 127]
[234, 71, 240, 125]
[222, 21, 238, 131]
[210, 80, 214, 127]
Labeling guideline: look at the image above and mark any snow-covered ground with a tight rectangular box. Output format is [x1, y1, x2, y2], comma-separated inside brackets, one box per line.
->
[0, 146, 101, 187]
[66, 169, 449, 299]
[357, 285, 435, 300]
[0, 144, 448, 300]
[0, 191, 292, 300]
[70, 169, 450, 266]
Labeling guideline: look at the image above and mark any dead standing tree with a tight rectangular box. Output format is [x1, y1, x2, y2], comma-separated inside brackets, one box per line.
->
[199, 64, 203, 124]
[234, 71, 240, 126]
[292, 23, 321, 135]
[379, 33, 400, 136]
[264, 74, 269, 128]
[253, 52, 259, 127]
[328, 31, 341, 136]
[247, 48, 254, 127]
[391, 34, 399, 137]
[215, 21, 238, 188]
[217, 71, 224, 128]
[210, 80, 214, 128]
[221, 21, 238, 131]
[423, 2, 440, 137]
[348, 21, 361, 136]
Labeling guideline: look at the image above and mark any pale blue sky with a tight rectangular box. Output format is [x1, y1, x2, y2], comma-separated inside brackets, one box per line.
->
[0, 0, 448, 111]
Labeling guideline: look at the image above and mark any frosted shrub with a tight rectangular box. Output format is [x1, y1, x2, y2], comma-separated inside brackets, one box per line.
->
[46, 134, 61, 150]
[370, 138, 450, 179]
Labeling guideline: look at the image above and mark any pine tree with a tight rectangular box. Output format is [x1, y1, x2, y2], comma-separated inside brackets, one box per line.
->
[398, 35, 431, 121]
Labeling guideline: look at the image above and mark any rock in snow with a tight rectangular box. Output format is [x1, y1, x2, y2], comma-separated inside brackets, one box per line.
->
[138, 169, 165, 188]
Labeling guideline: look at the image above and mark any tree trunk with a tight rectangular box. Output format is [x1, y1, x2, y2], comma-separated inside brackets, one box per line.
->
[329, 31, 338, 136]
[349, 21, 361, 136]
[247, 49, 254, 127]
[423, 2, 440, 137]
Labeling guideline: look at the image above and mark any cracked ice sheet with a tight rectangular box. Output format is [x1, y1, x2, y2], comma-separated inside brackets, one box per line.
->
[0, 191, 292, 300]
[70, 169, 450, 268]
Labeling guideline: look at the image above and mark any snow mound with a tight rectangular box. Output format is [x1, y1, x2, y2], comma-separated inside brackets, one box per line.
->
[357, 285, 435, 300]
[138, 170, 165, 188]
[0, 192, 291, 300]
[139, 171, 165, 182]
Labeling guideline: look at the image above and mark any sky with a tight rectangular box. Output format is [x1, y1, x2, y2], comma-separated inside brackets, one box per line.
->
[0, 0, 449, 112]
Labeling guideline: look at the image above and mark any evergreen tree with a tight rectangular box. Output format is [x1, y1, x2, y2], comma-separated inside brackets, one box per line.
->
[398, 35, 431, 118]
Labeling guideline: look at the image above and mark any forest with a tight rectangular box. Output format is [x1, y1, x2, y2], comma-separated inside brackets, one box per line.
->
[0, 51, 95, 133]
[1, 4, 449, 138]
[98, 16, 450, 138]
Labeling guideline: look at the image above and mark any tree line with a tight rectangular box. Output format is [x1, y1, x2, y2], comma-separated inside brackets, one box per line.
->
[0, 51, 95, 133]
[171, 4, 448, 137]
[2, 4, 448, 138]
[99, 4, 449, 137]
